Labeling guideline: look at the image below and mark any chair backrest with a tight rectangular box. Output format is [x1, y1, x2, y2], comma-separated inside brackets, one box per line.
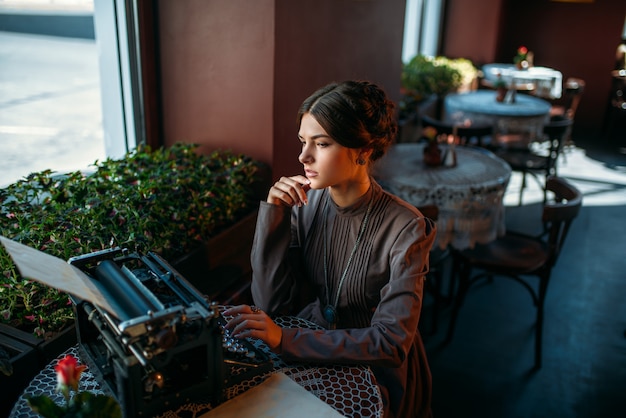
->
[551, 77, 585, 121]
[542, 117, 574, 175]
[542, 176, 582, 267]
[420, 114, 494, 147]
[417, 204, 439, 222]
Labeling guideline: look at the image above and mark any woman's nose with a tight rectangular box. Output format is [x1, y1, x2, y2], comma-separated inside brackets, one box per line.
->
[299, 147, 312, 164]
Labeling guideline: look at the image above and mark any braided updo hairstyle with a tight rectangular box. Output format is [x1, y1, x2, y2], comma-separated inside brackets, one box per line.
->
[297, 80, 397, 162]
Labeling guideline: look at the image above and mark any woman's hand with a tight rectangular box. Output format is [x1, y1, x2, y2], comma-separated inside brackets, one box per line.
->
[222, 305, 283, 351]
[267, 175, 311, 207]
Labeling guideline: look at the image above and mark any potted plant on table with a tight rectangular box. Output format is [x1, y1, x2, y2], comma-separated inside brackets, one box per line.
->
[513, 45, 533, 70]
[421, 126, 443, 166]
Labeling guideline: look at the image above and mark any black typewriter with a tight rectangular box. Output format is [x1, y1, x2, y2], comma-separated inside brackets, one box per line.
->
[68, 247, 272, 417]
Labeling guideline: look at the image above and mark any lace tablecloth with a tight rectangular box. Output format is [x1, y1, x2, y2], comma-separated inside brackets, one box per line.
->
[373, 143, 511, 250]
[10, 316, 383, 418]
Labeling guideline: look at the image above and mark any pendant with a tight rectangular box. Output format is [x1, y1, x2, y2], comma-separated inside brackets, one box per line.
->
[323, 305, 337, 329]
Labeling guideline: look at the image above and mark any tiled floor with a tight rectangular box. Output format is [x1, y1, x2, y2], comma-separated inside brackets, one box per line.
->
[421, 137, 626, 418]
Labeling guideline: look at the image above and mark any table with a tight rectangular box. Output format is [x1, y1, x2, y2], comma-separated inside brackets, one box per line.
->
[373, 143, 511, 250]
[482, 63, 563, 99]
[10, 316, 383, 418]
[444, 90, 552, 145]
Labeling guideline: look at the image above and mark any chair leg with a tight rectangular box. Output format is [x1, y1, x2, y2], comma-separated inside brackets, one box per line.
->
[447, 249, 461, 298]
[444, 260, 471, 345]
[424, 273, 442, 335]
[432, 269, 444, 335]
[518, 171, 527, 206]
[534, 275, 549, 370]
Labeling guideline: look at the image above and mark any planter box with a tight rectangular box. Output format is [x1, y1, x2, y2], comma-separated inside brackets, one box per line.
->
[173, 209, 259, 306]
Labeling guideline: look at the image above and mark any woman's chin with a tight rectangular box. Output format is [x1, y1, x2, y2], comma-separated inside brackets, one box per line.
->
[307, 180, 325, 190]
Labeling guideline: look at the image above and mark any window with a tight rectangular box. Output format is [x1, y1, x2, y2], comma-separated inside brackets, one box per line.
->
[0, 0, 106, 186]
[93, 0, 144, 159]
[402, 0, 444, 63]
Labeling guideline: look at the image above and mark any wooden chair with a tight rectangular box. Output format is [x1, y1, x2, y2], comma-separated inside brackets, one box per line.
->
[494, 118, 573, 205]
[549, 77, 585, 121]
[420, 114, 494, 147]
[549, 77, 585, 155]
[444, 176, 583, 369]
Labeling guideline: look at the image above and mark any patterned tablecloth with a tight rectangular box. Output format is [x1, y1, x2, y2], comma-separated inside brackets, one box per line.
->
[373, 143, 511, 250]
[10, 316, 383, 418]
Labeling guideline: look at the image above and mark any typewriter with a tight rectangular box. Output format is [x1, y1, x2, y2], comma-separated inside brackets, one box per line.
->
[68, 247, 272, 417]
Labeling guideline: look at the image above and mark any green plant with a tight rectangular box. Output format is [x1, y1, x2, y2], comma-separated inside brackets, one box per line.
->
[400, 55, 477, 121]
[0, 143, 261, 338]
[401, 55, 463, 101]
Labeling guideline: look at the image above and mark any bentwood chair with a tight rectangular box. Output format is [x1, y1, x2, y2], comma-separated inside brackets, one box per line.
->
[549, 77, 585, 156]
[444, 176, 582, 369]
[495, 118, 573, 205]
[549, 77, 586, 122]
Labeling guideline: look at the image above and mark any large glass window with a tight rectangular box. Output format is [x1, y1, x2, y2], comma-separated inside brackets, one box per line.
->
[402, 0, 444, 63]
[0, 0, 106, 187]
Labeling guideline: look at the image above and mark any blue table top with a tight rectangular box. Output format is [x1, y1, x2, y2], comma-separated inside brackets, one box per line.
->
[445, 90, 551, 118]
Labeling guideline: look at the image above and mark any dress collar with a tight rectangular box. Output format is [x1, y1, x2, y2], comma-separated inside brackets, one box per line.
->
[326, 180, 377, 217]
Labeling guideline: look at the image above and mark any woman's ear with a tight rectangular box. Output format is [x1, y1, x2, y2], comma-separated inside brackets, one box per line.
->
[358, 148, 374, 164]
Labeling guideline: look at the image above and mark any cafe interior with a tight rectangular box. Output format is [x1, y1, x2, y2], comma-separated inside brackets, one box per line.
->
[127, 2, 625, 416]
[3, 0, 626, 417]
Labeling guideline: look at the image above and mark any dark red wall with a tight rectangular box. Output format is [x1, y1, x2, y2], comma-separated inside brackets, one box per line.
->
[154, 0, 406, 180]
[443, 0, 625, 140]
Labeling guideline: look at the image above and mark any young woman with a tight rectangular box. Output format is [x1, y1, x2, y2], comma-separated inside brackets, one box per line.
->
[224, 80, 436, 418]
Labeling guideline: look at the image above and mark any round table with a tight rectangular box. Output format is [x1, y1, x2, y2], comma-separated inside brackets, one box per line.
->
[373, 143, 511, 250]
[444, 90, 551, 145]
[10, 316, 383, 418]
[482, 63, 563, 99]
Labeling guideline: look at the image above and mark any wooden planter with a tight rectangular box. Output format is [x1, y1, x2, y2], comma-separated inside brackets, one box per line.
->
[173, 209, 259, 306]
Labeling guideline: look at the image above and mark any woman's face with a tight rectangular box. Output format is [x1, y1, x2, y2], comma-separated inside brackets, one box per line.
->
[298, 113, 359, 190]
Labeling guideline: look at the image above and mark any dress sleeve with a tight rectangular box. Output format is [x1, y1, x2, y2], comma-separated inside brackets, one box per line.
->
[250, 201, 300, 315]
[279, 215, 436, 367]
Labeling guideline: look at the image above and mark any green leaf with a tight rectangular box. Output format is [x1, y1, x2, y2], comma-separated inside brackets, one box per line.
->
[26, 395, 66, 418]
[70, 392, 122, 418]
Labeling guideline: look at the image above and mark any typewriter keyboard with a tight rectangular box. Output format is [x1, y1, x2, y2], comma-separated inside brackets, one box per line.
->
[217, 315, 271, 368]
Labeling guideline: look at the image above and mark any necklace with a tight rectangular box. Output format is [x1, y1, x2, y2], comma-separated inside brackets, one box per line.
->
[322, 190, 374, 329]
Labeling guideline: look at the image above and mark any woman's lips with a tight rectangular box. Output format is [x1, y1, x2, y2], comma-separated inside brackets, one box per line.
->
[304, 169, 318, 178]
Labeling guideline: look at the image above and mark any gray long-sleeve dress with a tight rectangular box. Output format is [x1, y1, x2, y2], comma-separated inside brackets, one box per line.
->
[251, 179, 436, 418]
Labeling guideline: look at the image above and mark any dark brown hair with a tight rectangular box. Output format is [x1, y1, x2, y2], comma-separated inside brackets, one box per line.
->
[297, 80, 397, 162]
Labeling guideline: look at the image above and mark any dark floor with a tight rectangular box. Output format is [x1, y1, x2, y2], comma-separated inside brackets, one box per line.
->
[419, 135, 626, 418]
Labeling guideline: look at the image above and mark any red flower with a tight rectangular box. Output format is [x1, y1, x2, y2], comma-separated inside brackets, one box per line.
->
[27, 353, 121, 417]
[517, 46, 528, 55]
[54, 354, 87, 393]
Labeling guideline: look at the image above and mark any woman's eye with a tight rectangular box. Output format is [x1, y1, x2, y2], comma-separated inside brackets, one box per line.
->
[317, 142, 329, 148]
